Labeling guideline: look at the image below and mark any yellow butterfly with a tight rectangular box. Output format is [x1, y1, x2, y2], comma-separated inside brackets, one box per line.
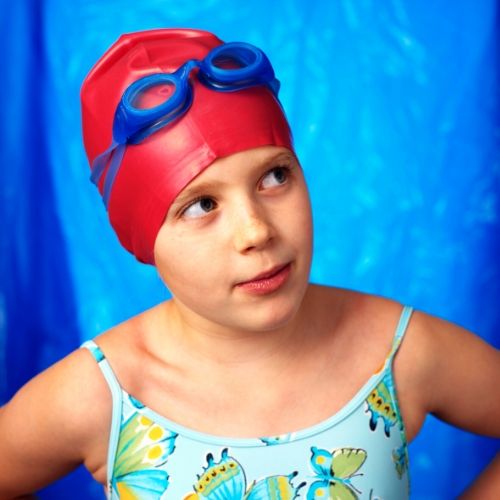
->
[110, 411, 177, 499]
[365, 376, 398, 437]
[184, 448, 304, 499]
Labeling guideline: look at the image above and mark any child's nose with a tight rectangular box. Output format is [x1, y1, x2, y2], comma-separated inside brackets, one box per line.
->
[232, 204, 275, 253]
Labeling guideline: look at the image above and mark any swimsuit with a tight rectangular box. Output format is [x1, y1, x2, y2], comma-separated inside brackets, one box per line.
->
[81, 305, 413, 499]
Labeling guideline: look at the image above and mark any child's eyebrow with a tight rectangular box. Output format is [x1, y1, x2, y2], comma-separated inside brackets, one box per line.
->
[171, 152, 295, 208]
[172, 180, 223, 207]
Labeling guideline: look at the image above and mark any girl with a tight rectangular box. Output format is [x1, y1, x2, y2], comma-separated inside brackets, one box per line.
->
[0, 28, 498, 500]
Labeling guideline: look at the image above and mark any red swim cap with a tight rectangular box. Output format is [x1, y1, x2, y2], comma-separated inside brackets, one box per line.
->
[81, 28, 293, 264]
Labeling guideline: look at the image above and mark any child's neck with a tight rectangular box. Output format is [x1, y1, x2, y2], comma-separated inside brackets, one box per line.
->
[173, 305, 303, 367]
[155, 286, 340, 373]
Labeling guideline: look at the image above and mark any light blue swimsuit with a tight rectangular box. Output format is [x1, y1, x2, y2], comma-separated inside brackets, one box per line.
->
[81, 305, 413, 499]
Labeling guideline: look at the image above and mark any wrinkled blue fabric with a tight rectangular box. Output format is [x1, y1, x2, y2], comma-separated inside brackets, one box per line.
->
[0, 1, 498, 499]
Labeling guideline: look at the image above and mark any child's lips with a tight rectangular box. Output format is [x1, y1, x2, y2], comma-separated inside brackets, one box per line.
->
[235, 262, 292, 294]
[238, 262, 290, 284]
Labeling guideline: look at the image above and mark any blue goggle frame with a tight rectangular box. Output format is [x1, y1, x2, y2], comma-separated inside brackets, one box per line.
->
[90, 42, 281, 208]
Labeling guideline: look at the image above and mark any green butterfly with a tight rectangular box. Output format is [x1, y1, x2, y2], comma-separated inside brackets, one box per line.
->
[307, 446, 367, 500]
[110, 411, 178, 499]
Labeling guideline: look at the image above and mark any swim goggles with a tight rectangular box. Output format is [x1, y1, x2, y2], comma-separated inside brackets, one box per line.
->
[90, 41, 281, 207]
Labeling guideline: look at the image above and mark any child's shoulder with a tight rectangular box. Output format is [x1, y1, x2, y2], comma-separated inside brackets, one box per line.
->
[309, 286, 442, 439]
[310, 283, 404, 315]
[6, 343, 113, 436]
[306, 285, 418, 376]
[0, 308, 163, 488]
[0, 339, 114, 489]
[87, 303, 163, 391]
[321, 285, 500, 441]
[310, 283, 439, 348]
[309, 284, 410, 344]
[315, 285, 437, 376]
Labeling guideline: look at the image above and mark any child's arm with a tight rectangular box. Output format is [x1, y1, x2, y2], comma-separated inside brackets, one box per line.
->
[419, 313, 500, 436]
[411, 311, 500, 495]
[0, 349, 110, 498]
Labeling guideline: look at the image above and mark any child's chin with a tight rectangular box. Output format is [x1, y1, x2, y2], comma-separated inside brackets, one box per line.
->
[242, 300, 302, 333]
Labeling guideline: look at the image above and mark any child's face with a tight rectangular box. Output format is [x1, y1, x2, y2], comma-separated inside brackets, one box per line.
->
[154, 146, 313, 333]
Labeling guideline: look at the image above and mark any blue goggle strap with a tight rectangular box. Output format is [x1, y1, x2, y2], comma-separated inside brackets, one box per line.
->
[90, 141, 126, 208]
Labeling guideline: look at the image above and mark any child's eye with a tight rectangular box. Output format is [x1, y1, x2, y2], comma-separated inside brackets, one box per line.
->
[260, 166, 290, 189]
[181, 197, 216, 219]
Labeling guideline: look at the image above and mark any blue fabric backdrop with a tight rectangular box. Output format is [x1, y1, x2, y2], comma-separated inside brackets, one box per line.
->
[0, 1, 498, 498]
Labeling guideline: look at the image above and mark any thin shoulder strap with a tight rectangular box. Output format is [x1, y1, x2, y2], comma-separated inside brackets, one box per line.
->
[80, 340, 122, 397]
[386, 305, 414, 366]
[80, 339, 122, 496]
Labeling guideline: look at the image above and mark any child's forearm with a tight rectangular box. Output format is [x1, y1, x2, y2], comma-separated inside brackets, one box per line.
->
[459, 452, 500, 499]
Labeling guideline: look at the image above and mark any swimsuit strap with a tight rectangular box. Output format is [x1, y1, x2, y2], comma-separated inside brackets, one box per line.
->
[80, 339, 123, 496]
[385, 305, 414, 368]
[80, 340, 122, 396]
